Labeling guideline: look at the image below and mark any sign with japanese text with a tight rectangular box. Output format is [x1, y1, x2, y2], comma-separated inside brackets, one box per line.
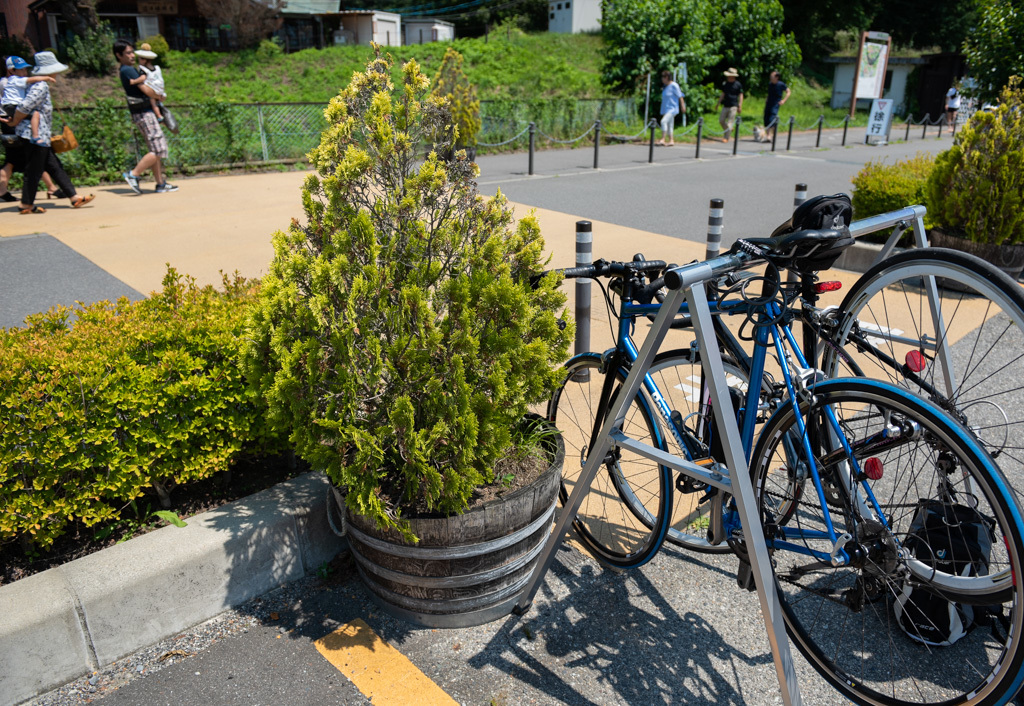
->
[138, 0, 178, 14]
[866, 99, 894, 143]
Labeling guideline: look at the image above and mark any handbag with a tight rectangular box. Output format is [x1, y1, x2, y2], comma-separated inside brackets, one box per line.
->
[50, 124, 78, 153]
[161, 105, 180, 135]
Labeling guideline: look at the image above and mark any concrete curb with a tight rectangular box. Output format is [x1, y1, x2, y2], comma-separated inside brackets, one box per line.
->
[833, 240, 885, 274]
[0, 471, 346, 706]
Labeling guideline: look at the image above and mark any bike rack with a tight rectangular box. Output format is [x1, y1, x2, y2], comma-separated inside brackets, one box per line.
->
[515, 263, 804, 706]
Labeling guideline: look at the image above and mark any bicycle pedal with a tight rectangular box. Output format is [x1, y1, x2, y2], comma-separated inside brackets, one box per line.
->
[736, 560, 757, 591]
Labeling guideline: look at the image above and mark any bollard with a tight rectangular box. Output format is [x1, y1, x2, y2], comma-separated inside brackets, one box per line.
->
[842, 115, 849, 146]
[794, 183, 807, 210]
[922, 114, 929, 139]
[732, 115, 740, 155]
[528, 122, 536, 176]
[786, 116, 795, 151]
[771, 119, 778, 151]
[649, 120, 656, 163]
[815, 116, 823, 148]
[952, 116, 958, 137]
[695, 118, 703, 159]
[905, 116, 912, 142]
[937, 115, 944, 138]
[573, 221, 593, 381]
[706, 199, 724, 262]
[593, 120, 601, 169]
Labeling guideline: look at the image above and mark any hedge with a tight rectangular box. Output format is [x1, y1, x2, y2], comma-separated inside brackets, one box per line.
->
[851, 153, 935, 225]
[0, 268, 283, 549]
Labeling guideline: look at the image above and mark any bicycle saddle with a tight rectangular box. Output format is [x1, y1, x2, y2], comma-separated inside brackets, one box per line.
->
[771, 193, 853, 237]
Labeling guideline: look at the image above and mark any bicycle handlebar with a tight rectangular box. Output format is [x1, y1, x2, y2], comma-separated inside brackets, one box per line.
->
[559, 259, 667, 280]
[664, 251, 754, 291]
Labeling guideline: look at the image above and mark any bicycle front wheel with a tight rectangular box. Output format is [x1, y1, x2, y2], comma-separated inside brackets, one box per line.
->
[547, 353, 672, 569]
[751, 378, 1024, 706]
[823, 247, 1024, 509]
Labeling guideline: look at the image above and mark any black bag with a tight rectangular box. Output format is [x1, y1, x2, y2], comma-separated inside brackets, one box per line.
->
[893, 499, 995, 646]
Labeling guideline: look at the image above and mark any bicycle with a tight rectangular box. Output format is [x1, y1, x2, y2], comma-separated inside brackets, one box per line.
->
[542, 227, 1024, 705]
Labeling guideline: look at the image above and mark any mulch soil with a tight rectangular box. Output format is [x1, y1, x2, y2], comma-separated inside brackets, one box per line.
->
[0, 453, 307, 587]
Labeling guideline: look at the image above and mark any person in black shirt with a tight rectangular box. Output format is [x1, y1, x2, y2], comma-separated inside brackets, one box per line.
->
[715, 68, 743, 142]
[760, 71, 791, 142]
[113, 38, 177, 194]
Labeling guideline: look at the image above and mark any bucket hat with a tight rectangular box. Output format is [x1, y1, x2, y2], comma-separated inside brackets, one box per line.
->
[723, 68, 739, 78]
[32, 51, 69, 76]
[136, 43, 158, 59]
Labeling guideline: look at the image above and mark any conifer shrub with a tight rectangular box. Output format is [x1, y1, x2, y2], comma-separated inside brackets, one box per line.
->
[431, 48, 481, 152]
[0, 269, 280, 549]
[925, 76, 1024, 245]
[242, 50, 572, 539]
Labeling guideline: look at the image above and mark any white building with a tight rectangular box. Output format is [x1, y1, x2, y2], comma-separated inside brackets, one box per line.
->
[403, 19, 455, 45]
[332, 10, 402, 46]
[548, 0, 601, 34]
[825, 56, 926, 114]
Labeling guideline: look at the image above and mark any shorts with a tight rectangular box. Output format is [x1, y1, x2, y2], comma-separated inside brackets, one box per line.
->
[131, 111, 168, 159]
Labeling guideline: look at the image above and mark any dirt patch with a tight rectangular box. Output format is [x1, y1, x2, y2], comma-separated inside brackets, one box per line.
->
[0, 452, 307, 587]
[53, 73, 123, 107]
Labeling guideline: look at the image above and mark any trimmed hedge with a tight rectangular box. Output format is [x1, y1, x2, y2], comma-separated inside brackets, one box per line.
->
[0, 269, 282, 549]
[851, 153, 935, 225]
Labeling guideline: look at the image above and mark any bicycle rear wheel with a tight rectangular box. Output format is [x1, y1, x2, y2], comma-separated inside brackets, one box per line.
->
[750, 378, 1024, 706]
[822, 248, 1024, 511]
[547, 353, 672, 569]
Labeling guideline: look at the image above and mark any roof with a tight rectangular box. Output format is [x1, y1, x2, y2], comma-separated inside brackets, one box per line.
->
[281, 0, 342, 13]
[402, 18, 455, 26]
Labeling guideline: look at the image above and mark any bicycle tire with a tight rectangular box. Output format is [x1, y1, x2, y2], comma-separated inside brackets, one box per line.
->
[750, 378, 1024, 706]
[822, 248, 1024, 512]
[547, 353, 672, 569]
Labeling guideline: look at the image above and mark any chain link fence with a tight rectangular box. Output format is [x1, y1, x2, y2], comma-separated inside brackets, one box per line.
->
[55, 98, 640, 180]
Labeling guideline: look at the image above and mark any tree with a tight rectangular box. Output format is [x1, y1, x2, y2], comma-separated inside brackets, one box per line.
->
[195, 0, 283, 49]
[964, 0, 1024, 104]
[711, 0, 801, 93]
[52, 0, 99, 38]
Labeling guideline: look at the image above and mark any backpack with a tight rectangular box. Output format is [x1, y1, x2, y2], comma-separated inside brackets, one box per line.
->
[893, 499, 995, 646]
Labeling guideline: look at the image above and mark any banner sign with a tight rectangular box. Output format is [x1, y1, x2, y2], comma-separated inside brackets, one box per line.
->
[139, 0, 178, 13]
[855, 35, 890, 99]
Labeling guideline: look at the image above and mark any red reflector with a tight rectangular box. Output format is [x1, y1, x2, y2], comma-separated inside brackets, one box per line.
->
[864, 457, 883, 480]
[905, 350, 926, 373]
[813, 281, 843, 293]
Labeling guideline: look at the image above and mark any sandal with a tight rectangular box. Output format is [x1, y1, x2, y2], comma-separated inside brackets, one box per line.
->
[71, 194, 95, 208]
[47, 189, 68, 199]
[19, 205, 45, 214]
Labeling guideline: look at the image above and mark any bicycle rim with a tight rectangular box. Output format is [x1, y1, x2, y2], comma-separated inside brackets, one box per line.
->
[548, 354, 671, 569]
[751, 379, 1024, 706]
[824, 248, 1024, 515]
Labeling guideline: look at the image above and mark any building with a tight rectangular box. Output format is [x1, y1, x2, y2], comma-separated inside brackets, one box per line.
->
[547, 0, 599, 34]
[825, 55, 926, 115]
[826, 52, 966, 118]
[402, 18, 453, 45]
[332, 10, 401, 48]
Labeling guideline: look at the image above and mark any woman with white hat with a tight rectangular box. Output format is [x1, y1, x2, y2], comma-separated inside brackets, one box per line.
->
[3, 51, 94, 213]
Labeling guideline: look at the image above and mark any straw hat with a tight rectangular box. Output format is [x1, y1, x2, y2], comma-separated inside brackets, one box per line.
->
[31, 51, 69, 76]
[136, 43, 158, 59]
[723, 68, 739, 78]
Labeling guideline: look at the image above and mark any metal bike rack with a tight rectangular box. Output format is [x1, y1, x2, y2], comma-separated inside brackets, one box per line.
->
[515, 262, 803, 705]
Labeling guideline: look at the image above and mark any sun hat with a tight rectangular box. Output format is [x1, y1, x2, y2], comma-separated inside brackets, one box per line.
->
[31, 51, 69, 76]
[723, 68, 739, 78]
[6, 56, 30, 71]
[136, 43, 158, 59]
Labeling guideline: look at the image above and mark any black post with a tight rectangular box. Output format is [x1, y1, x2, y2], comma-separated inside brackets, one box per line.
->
[905, 115, 912, 141]
[771, 118, 778, 151]
[938, 114, 945, 138]
[593, 120, 601, 169]
[732, 115, 740, 155]
[922, 114, 929, 139]
[649, 120, 656, 163]
[786, 116, 795, 151]
[842, 115, 849, 146]
[695, 117, 703, 159]
[815, 115, 823, 148]
[952, 115, 958, 137]
[528, 122, 535, 176]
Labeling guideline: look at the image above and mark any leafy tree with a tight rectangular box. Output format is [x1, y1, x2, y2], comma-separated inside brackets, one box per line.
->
[711, 0, 801, 93]
[964, 0, 1024, 104]
[601, 0, 719, 107]
[52, 0, 99, 37]
[195, 0, 283, 49]
[67, 22, 116, 76]
[783, 0, 876, 61]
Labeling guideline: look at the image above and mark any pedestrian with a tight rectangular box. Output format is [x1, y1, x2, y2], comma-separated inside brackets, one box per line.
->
[760, 70, 790, 142]
[1, 52, 94, 214]
[715, 68, 743, 142]
[945, 82, 961, 127]
[0, 55, 64, 203]
[113, 38, 177, 194]
[1, 56, 54, 145]
[134, 42, 178, 134]
[656, 70, 685, 146]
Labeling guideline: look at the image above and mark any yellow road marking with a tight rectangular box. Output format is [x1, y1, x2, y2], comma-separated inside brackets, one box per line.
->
[314, 618, 458, 705]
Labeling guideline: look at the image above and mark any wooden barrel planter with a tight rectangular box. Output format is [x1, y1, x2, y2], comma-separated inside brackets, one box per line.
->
[345, 420, 564, 628]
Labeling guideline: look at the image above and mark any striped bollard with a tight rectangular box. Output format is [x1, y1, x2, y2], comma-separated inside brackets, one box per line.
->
[794, 183, 807, 210]
[573, 221, 593, 381]
[706, 199, 724, 262]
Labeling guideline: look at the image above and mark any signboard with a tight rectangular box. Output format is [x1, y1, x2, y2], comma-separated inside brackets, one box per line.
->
[856, 40, 889, 99]
[865, 98, 894, 144]
[138, 0, 178, 14]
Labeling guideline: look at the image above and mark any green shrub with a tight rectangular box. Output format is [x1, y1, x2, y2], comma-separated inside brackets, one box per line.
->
[925, 76, 1024, 245]
[242, 51, 572, 540]
[66, 22, 116, 76]
[432, 48, 481, 148]
[851, 153, 935, 224]
[0, 269, 282, 549]
[140, 34, 171, 65]
[0, 35, 34, 64]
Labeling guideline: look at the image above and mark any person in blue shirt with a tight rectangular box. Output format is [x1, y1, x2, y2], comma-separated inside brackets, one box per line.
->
[761, 70, 791, 141]
[657, 70, 686, 146]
